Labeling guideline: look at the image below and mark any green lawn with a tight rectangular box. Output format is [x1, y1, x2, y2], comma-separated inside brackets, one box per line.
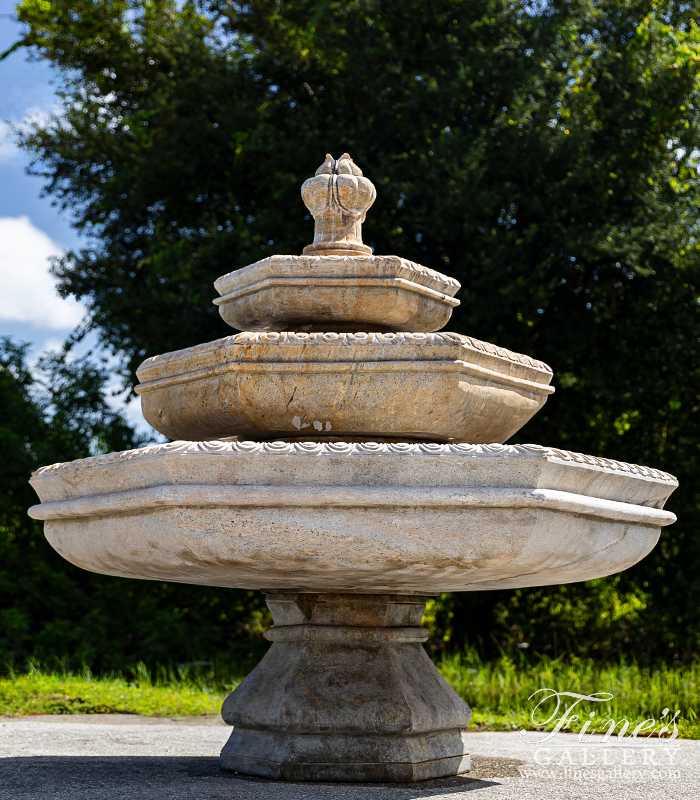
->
[0, 663, 227, 717]
[2, 651, 699, 739]
[440, 650, 700, 739]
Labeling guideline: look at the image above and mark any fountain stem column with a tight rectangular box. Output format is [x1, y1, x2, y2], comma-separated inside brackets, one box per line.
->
[220, 592, 471, 782]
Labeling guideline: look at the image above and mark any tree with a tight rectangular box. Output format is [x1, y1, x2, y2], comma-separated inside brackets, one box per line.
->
[0, 338, 268, 669]
[7, 0, 700, 659]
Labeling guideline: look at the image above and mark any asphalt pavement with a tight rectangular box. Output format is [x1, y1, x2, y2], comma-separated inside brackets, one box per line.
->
[1, 714, 698, 799]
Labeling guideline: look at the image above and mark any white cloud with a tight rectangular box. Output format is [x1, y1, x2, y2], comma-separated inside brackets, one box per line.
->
[0, 119, 22, 164]
[0, 120, 18, 164]
[0, 107, 58, 164]
[41, 336, 68, 354]
[0, 215, 85, 330]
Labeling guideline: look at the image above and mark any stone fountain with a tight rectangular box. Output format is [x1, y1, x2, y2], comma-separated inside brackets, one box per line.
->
[28, 153, 677, 783]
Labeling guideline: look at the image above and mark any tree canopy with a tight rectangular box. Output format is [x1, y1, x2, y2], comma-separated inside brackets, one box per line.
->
[6, 0, 700, 660]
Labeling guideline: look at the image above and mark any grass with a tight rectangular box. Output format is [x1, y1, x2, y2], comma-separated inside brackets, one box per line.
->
[439, 648, 700, 739]
[0, 661, 231, 717]
[1, 650, 699, 739]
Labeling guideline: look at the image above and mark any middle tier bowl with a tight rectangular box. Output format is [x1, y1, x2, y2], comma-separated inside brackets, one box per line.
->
[135, 331, 555, 443]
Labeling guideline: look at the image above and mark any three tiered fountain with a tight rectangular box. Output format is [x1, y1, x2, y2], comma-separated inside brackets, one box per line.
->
[29, 154, 677, 783]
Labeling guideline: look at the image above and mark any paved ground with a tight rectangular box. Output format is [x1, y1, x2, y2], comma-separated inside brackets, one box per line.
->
[1, 715, 698, 799]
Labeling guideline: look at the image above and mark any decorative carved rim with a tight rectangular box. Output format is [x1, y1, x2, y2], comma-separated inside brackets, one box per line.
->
[214, 254, 462, 297]
[31, 440, 677, 484]
[136, 331, 553, 377]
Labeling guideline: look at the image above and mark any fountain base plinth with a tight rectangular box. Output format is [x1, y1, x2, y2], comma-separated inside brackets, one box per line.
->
[220, 593, 471, 782]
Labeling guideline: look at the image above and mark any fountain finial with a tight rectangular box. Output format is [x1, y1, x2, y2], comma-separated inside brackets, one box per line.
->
[301, 152, 377, 255]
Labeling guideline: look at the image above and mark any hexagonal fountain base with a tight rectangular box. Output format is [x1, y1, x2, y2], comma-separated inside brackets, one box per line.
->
[220, 593, 471, 782]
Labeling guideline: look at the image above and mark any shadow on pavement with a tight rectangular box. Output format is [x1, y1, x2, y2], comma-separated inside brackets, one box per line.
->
[0, 755, 514, 799]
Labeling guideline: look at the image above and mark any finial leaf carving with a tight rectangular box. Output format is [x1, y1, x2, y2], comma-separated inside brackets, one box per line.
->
[302, 153, 376, 255]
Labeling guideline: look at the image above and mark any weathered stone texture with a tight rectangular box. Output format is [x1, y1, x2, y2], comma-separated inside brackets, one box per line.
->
[213, 255, 460, 334]
[220, 593, 471, 782]
[300, 154, 376, 256]
[135, 332, 554, 443]
[28, 442, 676, 595]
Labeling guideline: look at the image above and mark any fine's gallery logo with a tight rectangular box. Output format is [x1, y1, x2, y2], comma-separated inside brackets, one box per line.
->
[519, 689, 681, 744]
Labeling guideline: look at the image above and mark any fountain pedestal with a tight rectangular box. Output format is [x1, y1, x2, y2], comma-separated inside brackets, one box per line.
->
[220, 592, 471, 782]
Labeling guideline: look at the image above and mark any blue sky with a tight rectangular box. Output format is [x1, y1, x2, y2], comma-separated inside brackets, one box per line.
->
[0, 3, 151, 432]
[0, 4, 81, 350]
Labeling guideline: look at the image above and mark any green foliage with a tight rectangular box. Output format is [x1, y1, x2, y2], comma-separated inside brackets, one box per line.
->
[0, 660, 229, 716]
[439, 646, 700, 739]
[0, 337, 137, 515]
[6, 0, 700, 660]
[0, 337, 270, 669]
[3, 652, 699, 743]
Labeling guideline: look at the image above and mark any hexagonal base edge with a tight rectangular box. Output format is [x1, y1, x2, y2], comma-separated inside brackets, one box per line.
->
[220, 728, 470, 782]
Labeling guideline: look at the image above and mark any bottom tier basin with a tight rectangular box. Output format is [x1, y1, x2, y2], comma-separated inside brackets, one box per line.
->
[28, 441, 677, 594]
[27, 440, 677, 783]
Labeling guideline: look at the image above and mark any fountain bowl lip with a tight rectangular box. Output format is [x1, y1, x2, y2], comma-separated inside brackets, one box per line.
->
[213, 254, 462, 299]
[27, 440, 677, 594]
[29, 440, 678, 487]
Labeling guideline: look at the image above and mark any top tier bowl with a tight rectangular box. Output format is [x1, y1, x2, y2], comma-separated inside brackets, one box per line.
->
[213, 254, 460, 333]
[213, 153, 461, 334]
